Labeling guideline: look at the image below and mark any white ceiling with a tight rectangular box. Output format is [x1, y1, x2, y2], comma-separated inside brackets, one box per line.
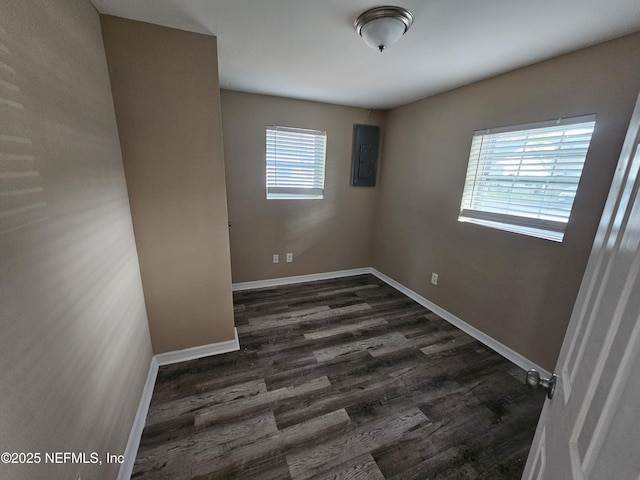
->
[90, 0, 640, 110]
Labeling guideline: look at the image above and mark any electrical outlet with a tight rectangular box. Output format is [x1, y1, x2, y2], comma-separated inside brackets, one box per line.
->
[431, 272, 438, 285]
[273, 254, 279, 264]
[286, 253, 293, 263]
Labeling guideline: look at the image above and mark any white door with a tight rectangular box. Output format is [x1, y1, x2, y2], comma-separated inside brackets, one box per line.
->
[522, 90, 640, 480]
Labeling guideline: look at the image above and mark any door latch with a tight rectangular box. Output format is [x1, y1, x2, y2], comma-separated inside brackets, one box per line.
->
[526, 369, 557, 399]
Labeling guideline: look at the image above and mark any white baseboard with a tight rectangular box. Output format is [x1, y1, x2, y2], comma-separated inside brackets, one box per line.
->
[117, 328, 240, 480]
[155, 328, 240, 366]
[116, 356, 158, 480]
[370, 268, 552, 378]
[232, 267, 372, 291]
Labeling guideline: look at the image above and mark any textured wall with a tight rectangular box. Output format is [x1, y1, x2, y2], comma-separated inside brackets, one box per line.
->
[221, 90, 385, 283]
[0, 1, 152, 479]
[101, 16, 235, 353]
[373, 33, 640, 371]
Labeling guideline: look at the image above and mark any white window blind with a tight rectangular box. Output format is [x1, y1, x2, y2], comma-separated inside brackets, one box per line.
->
[459, 114, 596, 242]
[266, 126, 327, 199]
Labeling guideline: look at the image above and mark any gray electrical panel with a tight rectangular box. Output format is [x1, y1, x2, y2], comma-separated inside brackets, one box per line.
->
[350, 124, 379, 187]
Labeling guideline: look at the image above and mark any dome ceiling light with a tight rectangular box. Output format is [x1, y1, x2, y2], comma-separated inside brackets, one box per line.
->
[354, 6, 414, 52]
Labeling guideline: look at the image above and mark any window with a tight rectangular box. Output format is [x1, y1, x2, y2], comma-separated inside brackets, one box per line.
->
[459, 114, 596, 242]
[266, 126, 327, 199]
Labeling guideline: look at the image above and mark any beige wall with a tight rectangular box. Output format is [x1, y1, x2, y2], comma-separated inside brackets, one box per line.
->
[221, 90, 385, 283]
[373, 33, 640, 371]
[101, 16, 235, 353]
[0, 1, 152, 479]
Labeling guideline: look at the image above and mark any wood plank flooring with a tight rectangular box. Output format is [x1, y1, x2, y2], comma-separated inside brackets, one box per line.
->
[132, 274, 546, 479]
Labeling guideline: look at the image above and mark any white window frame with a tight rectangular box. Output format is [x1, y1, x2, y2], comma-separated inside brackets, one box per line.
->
[459, 114, 597, 242]
[266, 126, 327, 200]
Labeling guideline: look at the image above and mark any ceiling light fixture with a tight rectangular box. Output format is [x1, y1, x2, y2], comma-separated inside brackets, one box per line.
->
[354, 6, 414, 52]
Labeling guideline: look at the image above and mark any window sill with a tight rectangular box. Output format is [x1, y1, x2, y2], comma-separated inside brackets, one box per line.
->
[266, 194, 323, 200]
[458, 216, 564, 242]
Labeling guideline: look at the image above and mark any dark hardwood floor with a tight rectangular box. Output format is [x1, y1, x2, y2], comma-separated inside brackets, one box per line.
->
[132, 274, 546, 479]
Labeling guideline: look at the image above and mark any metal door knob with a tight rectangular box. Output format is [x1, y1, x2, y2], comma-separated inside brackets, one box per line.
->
[526, 369, 557, 399]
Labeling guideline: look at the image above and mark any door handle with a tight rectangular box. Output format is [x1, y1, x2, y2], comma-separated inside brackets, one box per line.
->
[526, 369, 557, 399]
